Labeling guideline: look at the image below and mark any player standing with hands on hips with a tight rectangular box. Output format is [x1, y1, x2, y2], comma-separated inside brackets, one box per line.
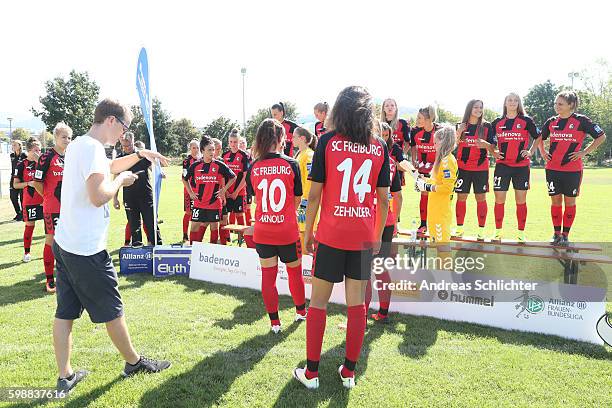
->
[52, 99, 171, 393]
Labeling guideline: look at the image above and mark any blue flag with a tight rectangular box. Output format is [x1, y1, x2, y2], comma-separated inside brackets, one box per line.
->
[136, 47, 162, 244]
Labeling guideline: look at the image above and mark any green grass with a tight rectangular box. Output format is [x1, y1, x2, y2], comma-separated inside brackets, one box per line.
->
[0, 167, 610, 408]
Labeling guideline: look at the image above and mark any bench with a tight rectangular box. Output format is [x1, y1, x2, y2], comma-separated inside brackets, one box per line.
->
[221, 224, 251, 246]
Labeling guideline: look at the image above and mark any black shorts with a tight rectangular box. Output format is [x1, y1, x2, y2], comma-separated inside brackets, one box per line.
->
[455, 169, 489, 194]
[222, 204, 229, 216]
[255, 241, 300, 263]
[191, 207, 221, 223]
[312, 242, 373, 283]
[246, 194, 253, 204]
[493, 164, 530, 192]
[53, 242, 123, 324]
[226, 196, 244, 213]
[44, 212, 60, 235]
[23, 204, 43, 222]
[375, 225, 395, 259]
[545, 169, 582, 197]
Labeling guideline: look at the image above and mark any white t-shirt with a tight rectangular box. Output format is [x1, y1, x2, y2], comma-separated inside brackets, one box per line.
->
[55, 135, 111, 256]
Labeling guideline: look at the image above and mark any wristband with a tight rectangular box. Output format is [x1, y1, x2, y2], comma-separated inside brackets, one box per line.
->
[425, 183, 434, 192]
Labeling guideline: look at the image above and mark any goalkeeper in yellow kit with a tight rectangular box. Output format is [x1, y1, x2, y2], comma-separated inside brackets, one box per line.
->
[415, 126, 458, 258]
[293, 127, 318, 254]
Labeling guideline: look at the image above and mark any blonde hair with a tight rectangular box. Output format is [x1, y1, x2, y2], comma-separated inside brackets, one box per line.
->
[432, 126, 456, 176]
[211, 138, 222, 148]
[380, 98, 399, 130]
[503, 93, 526, 117]
[314, 102, 329, 113]
[53, 122, 73, 139]
[418, 105, 438, 123]
[188, 139, 199, 148]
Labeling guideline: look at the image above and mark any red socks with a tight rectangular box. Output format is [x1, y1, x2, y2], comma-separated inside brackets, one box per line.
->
[419, 193, 428, 223]
[306, 306, 327, 379]
[261, 265, 279, 324]
[377, 271, 392, 312]
[189, 226, 206, 244]
[182, 213, 190, 237]
[23, 224, 35, 253]
[210, 229, 219, 244]
[342, 304, 367, 378]
[286, 264, 306, 314]
[551, 205, 563, 233]
[494, 203, 505, 229]
[563, 205, 576, 236]
[124, 223, 131, 245]
[455, 200, 467, 226]
[220, 226, 230, 245]
[245, 205, 252, 225]
[476, 200, 487, 228]
[516, 203, 527, 231]
[229, 213, 236, 224]
[43, 243, 54, 282]
[236, 214, 245, 226]
[244, 234, 255, 248]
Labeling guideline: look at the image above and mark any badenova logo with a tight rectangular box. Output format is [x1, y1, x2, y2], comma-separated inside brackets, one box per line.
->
[514, 290, 545, 319]
[199, 252, 240, 268]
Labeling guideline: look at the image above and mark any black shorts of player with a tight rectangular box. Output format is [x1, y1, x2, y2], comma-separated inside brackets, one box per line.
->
[191, 207, 221, 223]
[226, 196, 244, 213]
[455, 169, 489, 194]
[545, 169, 582, 197]
[493, 164, 530, 192]
[313, 242, 373, 283]
[374, 225, 395, 259]
[23, 204, 44, 222]
[44, 212, 60, 235]
[53, 242, 123, 324]
[255, 241, 300, 263]
[246, 194, 253, 204]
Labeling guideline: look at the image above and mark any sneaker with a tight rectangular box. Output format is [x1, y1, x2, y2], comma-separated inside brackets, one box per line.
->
[477, 227, 485, 242]
[550, 233, 562, 246]
[417, 224, 427, 237]
[293, 367, 319, 390]
[23, 253, 31, 263]
[295, 312, 307, 322]
[492, 229, 502, 242]
[270, 325, 282, 334]
[454, 226, 464, 238]
[56, 369, 88, 394]
[370, 313, 389, 323]
[338, 365, 356, 389]
[517, 230, 526, 244]
[46, 280, 56, 294]
[560, 235, 570, 247]
[122, 355, 171, 377]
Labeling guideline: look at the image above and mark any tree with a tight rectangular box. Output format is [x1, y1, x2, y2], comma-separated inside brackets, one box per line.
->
[523, 80, 559, 126]
[202, 116, 240, 146]
[484, 108, 501, 122]
[130, 98, 176, 155]
[11, 128, 31, 141]
[172, 118, 201, 154]
[32, 70, 100, 137]
[436, 106, 460, 125]
[243, 101, 298, 145]
[40, 131, 53, 148]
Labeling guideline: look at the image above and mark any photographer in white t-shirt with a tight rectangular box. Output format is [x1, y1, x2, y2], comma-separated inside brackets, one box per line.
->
[53, 99, 171, 393]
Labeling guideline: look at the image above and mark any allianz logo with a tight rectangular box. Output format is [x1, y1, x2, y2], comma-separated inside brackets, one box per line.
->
[121, 252, 152, 260]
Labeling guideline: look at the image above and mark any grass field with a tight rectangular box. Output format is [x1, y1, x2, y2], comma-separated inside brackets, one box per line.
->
[0, 166, 610, 408]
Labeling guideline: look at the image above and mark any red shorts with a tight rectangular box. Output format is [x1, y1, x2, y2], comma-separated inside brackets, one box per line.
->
[44, 212, 60, 235]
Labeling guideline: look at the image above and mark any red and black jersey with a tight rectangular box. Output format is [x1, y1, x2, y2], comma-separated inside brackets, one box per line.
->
[182, 155, 200, 180]
[375, 156, 402, 227]
[491, 115, 539, 167]
[246, 153, 302, 245]
[34, 148, 65, 213]
[388, 119, 411, 150]
[221, 149, 250, 196]
[183, 159, 235, 210]
[309, 131, 390, 250]
[456, 122, 495, 171]
[409, 123, 441, 174]
[15, 159, 43, 206]
[541, 113, 604, 172]
[281, 119, 299, 156]
[314, 121, 326, 137]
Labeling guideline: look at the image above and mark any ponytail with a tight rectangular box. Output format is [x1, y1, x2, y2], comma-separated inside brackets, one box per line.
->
[419, 105, 438, 123]
[253, 118, 284, 160]
[294, 127, 317, 151]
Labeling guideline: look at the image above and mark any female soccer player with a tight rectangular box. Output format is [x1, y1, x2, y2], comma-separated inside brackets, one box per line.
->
[183, 136, 236, 244]
[13, 138, 43, 267]
[10, 140, 26, 221]
[211, 137, 230, 244]
[313, 102, 328, 136]
[293, 127, 317, 254]
[271, 102, 299, 156]
[181, 139, 201, 243]
[490, 93, 540, 242]
[540, 91, 606, 245]
[454, 100, 496, 240]
[294, 85, 390, 390]
[239, 136, 254, 226]
[410, 105, 440, 234]
[222, 129, 250, 228]
[415, 127, 458, 255]
[245, 119, 306, 333]
[380, 98, 411, 153]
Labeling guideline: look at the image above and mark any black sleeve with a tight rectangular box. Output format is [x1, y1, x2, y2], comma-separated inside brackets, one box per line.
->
[182, 157, 189, 170]
[241, 152, 250, 172]
[34, 152, 51, 182]
[392, 144, 405, 163]
[376, 138, 391, 188]
[525, 116, 540, 139]
[490, 118, 499, 136]
[390, 168, 401, 193]
[579, 115, 605, 138]
[183, 162, 195, 181]
[14, 161, 24, 180]
[218, 160, 236, 182]
[540, 118, 552, 140]
[485, 122, 496, 145]
[309, 133, 329, 183]
[289, 120, 298, 133]
[409, 127, 418, 147]
[245, 167, 254, 196]
[400, 119, 411, 142]
[289, 158, 303, 196]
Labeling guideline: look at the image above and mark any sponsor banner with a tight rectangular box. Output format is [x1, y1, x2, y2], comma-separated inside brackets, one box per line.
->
[153, 245, 191, 277]
[119, 246, 153, 275]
